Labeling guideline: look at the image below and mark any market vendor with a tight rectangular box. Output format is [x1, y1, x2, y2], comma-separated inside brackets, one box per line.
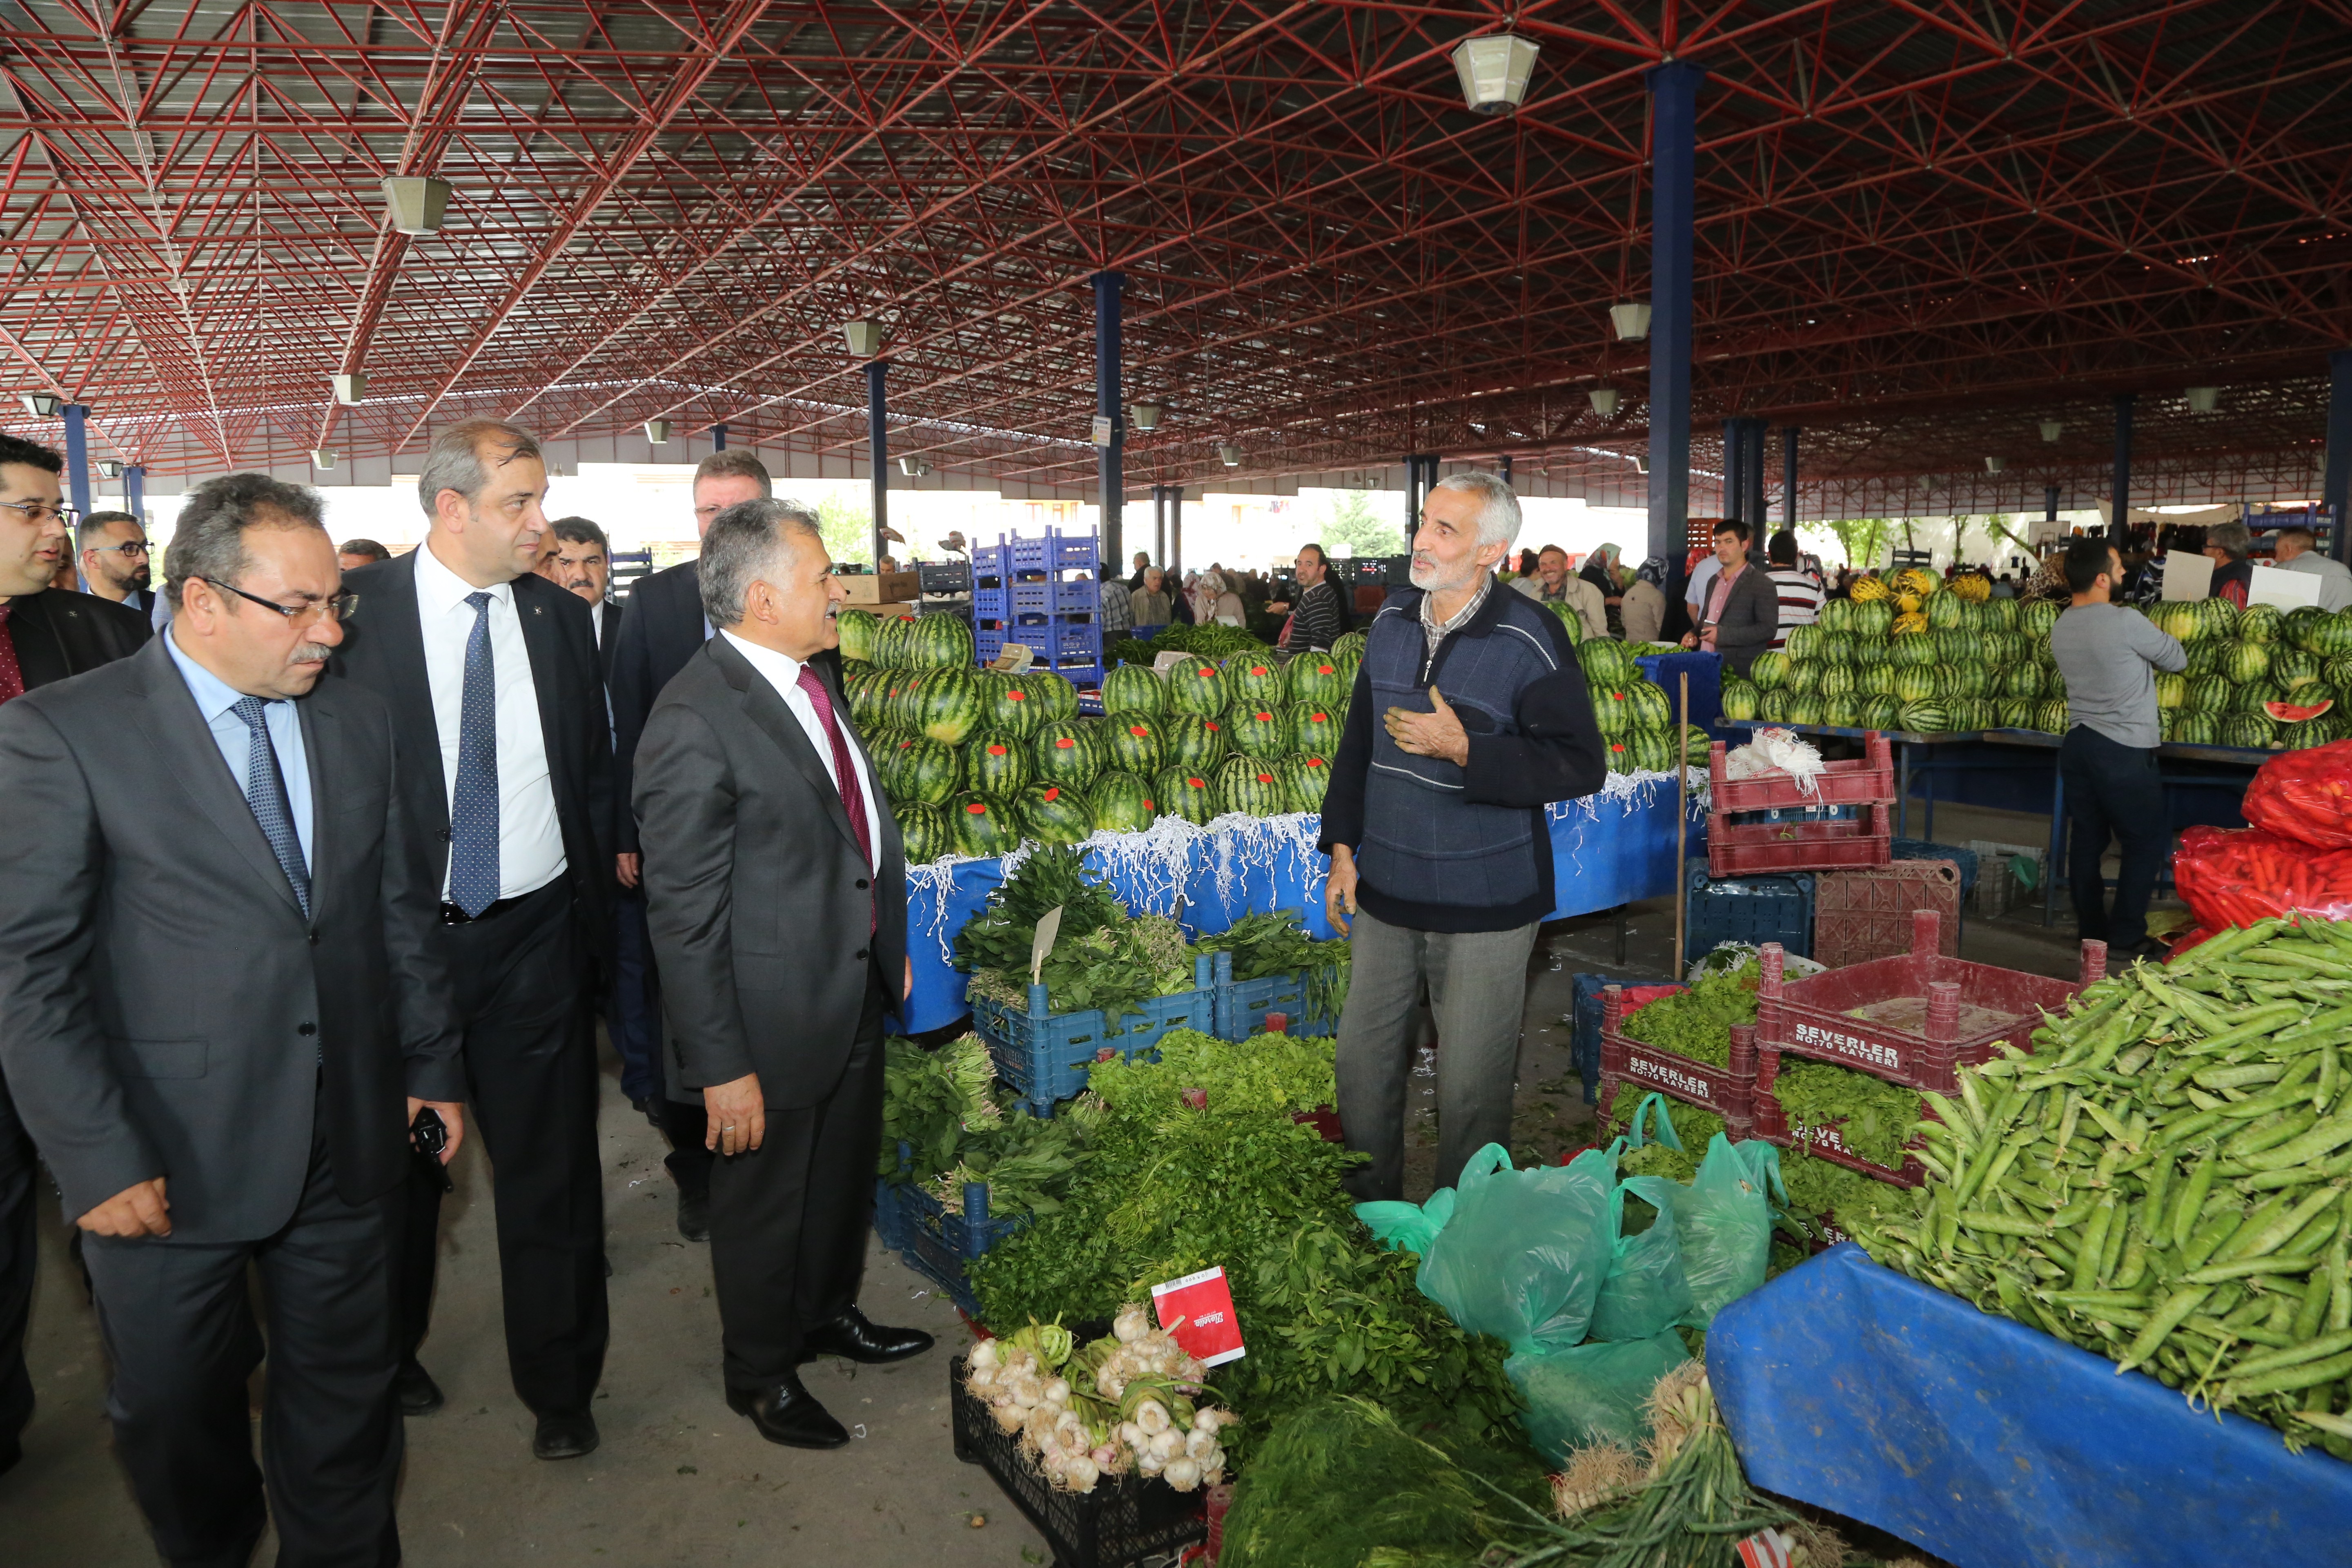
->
[2051, 534, 2186, 957]
[1319, 471, 1606, 1200]
[2202, 519, 2254, 608]
[1510, 543, 1607, 639]
[2270, 523, 2352, 611]
[1679, 520, 1777, 676]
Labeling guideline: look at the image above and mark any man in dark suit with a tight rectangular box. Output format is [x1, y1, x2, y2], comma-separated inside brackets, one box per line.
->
[76, 508, 160, 620]
[0, 431, 151, 1478]
[635, 497, 931, 1448]
[333, 417, 615, 1459]
[0, 472, 463, 1563]
[606, 448, 771, 1240]
[544, 517, 624, 680]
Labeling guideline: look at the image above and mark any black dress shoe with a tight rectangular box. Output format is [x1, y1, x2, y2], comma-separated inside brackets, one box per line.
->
[726, 1375, 849, 1449]
[396, 1362, 444, 1417]
[798, 1306, 934, 1366]
[676, 1187, 710, 1243]
[532, 1411, 600, 1460]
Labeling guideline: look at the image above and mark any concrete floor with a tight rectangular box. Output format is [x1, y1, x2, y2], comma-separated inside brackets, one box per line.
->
[4, 795, 2113, 1565]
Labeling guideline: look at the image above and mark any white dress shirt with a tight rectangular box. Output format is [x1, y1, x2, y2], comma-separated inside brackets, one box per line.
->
[413, 536, 568, 900]
[720, 630, 882, 864]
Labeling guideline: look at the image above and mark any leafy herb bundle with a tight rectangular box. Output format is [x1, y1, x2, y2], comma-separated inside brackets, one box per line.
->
[1194, 912, 1352, 1027]
[930, 1102, 1102, 1220]
[878, 1034, 999, 1180]
[966, 913, 1193, 1022]
[1089, 1027, 1336, 1119]
[1776, 1147, 1913, 1228]
[954, 844, 1126, 975]
[1769, 1058, 1924, 1169]
[1619, 962, 1760, 1068]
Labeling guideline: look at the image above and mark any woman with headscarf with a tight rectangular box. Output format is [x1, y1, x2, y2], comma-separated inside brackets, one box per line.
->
[1581, 543, 1626, 637]
[1620, 557, 1668, 644]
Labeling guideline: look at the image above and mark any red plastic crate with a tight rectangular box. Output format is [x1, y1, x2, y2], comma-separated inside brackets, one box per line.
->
[1708, 732, 1896, 813]
[1751, 1047, 1928, 1189]
[1598, 988, 1758, 1132]
[1813, 860, 1963, 969]
[1708, 801, 1894, 878]
[1756, 913, 2107, 1092]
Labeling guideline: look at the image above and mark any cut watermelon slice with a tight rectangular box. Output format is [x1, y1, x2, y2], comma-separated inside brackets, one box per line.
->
[2265, 698, 2334, 724]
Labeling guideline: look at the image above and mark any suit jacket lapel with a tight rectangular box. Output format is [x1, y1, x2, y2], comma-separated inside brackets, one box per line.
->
[360, 555, 446, 833]
[135, 638, 306, 918]
[298, 695, 334, 919]
[709, 639, 864, 859]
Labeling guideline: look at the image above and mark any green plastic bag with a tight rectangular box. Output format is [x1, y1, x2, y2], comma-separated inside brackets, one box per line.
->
[1588, 1172, 1698, 1342]
[1355, 1186, 1457, 1257]
[1417, 1143, 1615, 1353]
[1505, 1329, 1693, 1463]
[1675, 1133, 1784, 1327]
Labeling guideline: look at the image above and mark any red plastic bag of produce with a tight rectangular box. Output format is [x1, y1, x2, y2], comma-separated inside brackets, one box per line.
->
[2241, 740, 2352, 849]
[2172, 824, 2352, 930]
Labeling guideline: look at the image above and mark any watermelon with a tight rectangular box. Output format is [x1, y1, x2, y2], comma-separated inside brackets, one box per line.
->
[1786, 695, 1826, 726]
[1897, 700, 1950, 734]
[1153, 767, 1220, 824]
[2266, 697, 2335, 726]
[872, 613, 913, 668]
[1720, 679, 1761, 721]
[1576, 639, 1638, 686]
[2229, 680, 2283, 716]
[896, 802, 950, 865]
[1330, 629, 1368, 665]
[2021, 601, 2060, 637]
[1893, 666, 1939, 704]
[1783, 625, 1824, 664]
[2238, 604, 2285, 644]
[2033, 698, 2070, 733]
[950, 793, 1019, 857]
[1105, 715, 1166, 775]
[2045, 667, 2067, 701]
[1601, 736, 1637, 775]
[1786, 660, 1823, 697]
[2221, 641, 2272, 683]
[1018, 783, 1094, 846]
[1981, 597, 2019, 631]
[1165, 713, 1228, 771]
[2150, 601, 2202, 643]
[1818, 598, 1853, 635]
[1288, 704, 1342, 755]
[1668, 723, 1715, 770]
[2183, 675, 2229, 712]
[1816, 664, 1856, 699]
[1545, 600, 1585, 644]
[2200, 597, 2242, 641]
[1757, 688, 1791, 722]
[1628, 728, 1675, 772]
[1821, 694, 1862, 728]
[1858, 662, 1895, 697]
[1290, 655, 1349, 708]
[2167, 710, 2218, 745]
[1749, 651, 1792, 691]
[2221, 711, 2278, 750]
[967, 731, 1032, 795]
[906, 611, 975, 669]
[2328, 655, 2352, 693]
[1218, 758, 1294, 816]
[2271, 648, 2323, 693]
[1282, 754, 1331, 808]
[1226, 703, 1287, 758]
[1024, 669, 1078, 722]
[2290, 717, 2343, 749]
[2152, 672, 2187, 710]
[1102, 662, 1167, 717]
[1592, 687, 1634, 737]
[911, 666, 983, 744]
[1031, 720, 1101, 789]
[1860, 695, 1901, 731]
[845, 670, 889, 730]
[1090, 771, 1158, 834]
[889, 736, 961, 805]
[1165, 655, 1226, 716]
[1946, 664, 1991, 699]
[1627, 680, 1673, 727]
[1926, 592, 1967, 631]
[1995, 697, 2034, 729]
[1222, 654, 1288, 706]
[2183, 640, 2224, 678]
[1888, 633, 1938, 668]
[1997, 664, 2041, 699]
[2287, 605, 2339, 655]
[1849, 600, 1893, 639]
[836, 607, 880, 664]
[977, 672, 1042, 738]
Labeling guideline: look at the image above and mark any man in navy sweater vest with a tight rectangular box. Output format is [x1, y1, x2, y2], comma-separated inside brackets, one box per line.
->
[1320, 472, 1607, 1199]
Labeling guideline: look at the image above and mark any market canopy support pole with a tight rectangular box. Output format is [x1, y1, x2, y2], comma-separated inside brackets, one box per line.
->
[1742, 418, 1767, 536]
[1721, 418, 1744, 526]
[2326, 349, 2352, 564]
[125, 464, 145, 524]
[2045, 483, 2060, 525]
[1498, 453, 1512, 487]
[1169, 485, 1183, 578]
[1646, 61, 1706, 610]
[1095, 270, 1125, 566]
[866, 360, 888, 568]
[2110, 392, 2134, 546]
[1782, 426, 1800, 532]
[62, 403, 90, 520]
[711, 423, 726, 452]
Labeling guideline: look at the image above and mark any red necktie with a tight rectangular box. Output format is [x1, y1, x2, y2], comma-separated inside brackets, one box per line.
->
[0, 604, 24, 705]
[797, 661, 874, 867]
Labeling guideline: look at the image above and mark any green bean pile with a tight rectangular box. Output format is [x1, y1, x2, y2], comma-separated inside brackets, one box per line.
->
[1851, 916, 2352, 1457]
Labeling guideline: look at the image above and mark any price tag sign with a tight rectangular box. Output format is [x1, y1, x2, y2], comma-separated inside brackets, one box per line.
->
[1091, 413, 1116, 447]
[1149, 1265, 1245, 1367]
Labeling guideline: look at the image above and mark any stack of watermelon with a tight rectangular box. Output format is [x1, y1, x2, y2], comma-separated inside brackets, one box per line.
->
[2147, 600, 2352, 750]
[1577, 637, 1713, 776]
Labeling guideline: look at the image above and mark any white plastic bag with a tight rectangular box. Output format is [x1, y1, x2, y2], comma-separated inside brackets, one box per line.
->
[1722, 728, 1826, 795]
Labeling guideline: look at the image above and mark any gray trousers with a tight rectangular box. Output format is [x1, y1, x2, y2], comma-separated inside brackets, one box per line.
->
[1335, 907, 1539, 1201]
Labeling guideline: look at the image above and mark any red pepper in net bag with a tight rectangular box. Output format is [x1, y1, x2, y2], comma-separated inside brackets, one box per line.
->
[2173, 824, 2352, 930]
[2241, 740, 2352, 850]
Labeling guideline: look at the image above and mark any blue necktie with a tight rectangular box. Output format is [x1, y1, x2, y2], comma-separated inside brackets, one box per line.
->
[230, 697, 310, 919]
[449, 590, 501, 918]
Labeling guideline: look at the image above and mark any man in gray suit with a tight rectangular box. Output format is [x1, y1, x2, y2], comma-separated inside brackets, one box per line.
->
[0, 472, 463, 1566]
[634, 497, 931, 1450]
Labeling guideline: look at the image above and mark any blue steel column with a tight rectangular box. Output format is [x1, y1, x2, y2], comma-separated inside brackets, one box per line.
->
[711, 423, 727, 452]
[1497, 454, 1512, 487]
[2325, 351, 2352, 563]
[1742, 419, 1767, 533]
[866, 361, 888, 567]
[1781, 426, 1799, 531]
[1647, 62, 1706, 612]
[125, 464, 145, 521]
[2111, 392, 2135, 546]
[62, 403, 91, 517]
[1094, 271, 1125, 564]
[1720, 418, 1744, 525]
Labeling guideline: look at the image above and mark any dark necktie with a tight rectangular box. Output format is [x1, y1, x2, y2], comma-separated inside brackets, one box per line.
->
[448, 590, 501, 917]
[0, 603, 22, 705]
[230, 697, 311, 918]
[797, 664, 872, 869]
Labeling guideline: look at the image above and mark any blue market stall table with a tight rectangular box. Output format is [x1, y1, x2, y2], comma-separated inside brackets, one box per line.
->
[1710, 1244, 2352, 1568]
[1633, 648, 1723, 730]
[891, 774, 1711, 1033]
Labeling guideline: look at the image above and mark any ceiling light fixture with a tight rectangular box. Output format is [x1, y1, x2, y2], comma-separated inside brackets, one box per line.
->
[1452, 33, 1541, 116]
[644, 419, 670, 444]
[383, 176, 451, 235]
[18, 392, 59, 417]
[2185, 385, 2219, 413]
[2040, 420, 2063, 442]
[1588, 388, 1620, 417]
[96, 459, 122, 478]
[333, 373, 365, 405]
[311, 450, 337, 469]
[1217, 443, 1243, 467]
[1130, 402, 1162, 430]
[841, 320, 884, 357]
[1609, 302, 1653, 341]
[1985, 456, 2007, 473]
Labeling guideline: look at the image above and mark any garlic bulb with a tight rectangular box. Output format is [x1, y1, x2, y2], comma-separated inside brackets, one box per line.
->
[1042, 1378, 1071, 1406]
[1185, 1424, 1217, 1461]
[1149, 1428, 1182, 1461]
[1113, 1305, 1152, 1344]
[1136, 1448, 1165, 1476]
[1063, 1454, 1100, 1493]
[1134, 1399, 1171, 1435]
[1163, 1455, 1203, 1492]
[970, 1340, 1000, 1369]
[990, 1402, 1025, 1434]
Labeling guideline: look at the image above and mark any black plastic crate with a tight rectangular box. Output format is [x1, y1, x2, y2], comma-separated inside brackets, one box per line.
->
[949, 1354, 1208, 1568]
[1568, 971, 1677, 1106]
[1684, 865, 1814, 961]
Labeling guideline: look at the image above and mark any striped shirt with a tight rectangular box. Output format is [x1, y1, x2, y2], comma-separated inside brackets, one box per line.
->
[1766, 566, 1824, 650]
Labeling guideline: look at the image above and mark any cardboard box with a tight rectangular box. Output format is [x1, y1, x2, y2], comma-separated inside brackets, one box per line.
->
[840, 571, 919, 604]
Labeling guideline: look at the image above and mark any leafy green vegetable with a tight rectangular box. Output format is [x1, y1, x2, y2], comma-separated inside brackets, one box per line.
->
[966, 912, 1193, 1022]
[1089, 1027, 1336, 1119]
[1110, 622, 1269, 666]
[954, 844, 1126, 975]
[1194, 911, 1352, 1030]
[1768, 1059, 1924, 1170]
[1618, 962, 1760, 1068]
[879, 1033, 998, 1180]
[930, 1103, 1101, 1220]
[1777, 1147, 1913, 1227]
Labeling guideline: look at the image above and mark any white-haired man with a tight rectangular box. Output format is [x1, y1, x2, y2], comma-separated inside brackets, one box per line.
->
[1318, 472, 1608, 1200]
[2271, 525, 2352, 612]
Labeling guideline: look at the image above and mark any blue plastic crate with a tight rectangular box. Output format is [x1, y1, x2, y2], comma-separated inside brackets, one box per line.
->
[1684, 865, 1815, 961]
[972, 586, 1013, 620]
[1004, 527, 1098, 575]
[970, 953, 1215, 1116]
[1569, 972, 1678, 1107]
[1209, 949, 1340, 1041]
[872, 1143, 1029, 1317]
[1009, 577, 1099, 615]
[1891, 838, 1978, 897]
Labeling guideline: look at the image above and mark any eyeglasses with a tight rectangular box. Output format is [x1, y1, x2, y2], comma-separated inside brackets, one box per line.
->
[201, 577, 359, 625]
[89, 540, 148, 557]
[0, 500, 77, 526]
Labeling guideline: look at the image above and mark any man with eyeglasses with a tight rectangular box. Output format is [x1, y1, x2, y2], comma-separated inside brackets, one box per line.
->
[77, 509, 158, 619]
[0, 471, 462, 1562]
[0, 432, 150, 1478]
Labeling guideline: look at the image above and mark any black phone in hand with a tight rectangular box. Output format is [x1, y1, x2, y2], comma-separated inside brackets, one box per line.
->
[410, 1106, 454, 1193]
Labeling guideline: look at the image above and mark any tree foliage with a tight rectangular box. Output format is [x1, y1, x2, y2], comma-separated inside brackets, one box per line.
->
[1316, 490, 1407, 560]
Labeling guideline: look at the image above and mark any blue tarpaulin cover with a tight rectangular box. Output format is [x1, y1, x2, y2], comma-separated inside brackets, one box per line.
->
[1709, 1243, 2352, 1568]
